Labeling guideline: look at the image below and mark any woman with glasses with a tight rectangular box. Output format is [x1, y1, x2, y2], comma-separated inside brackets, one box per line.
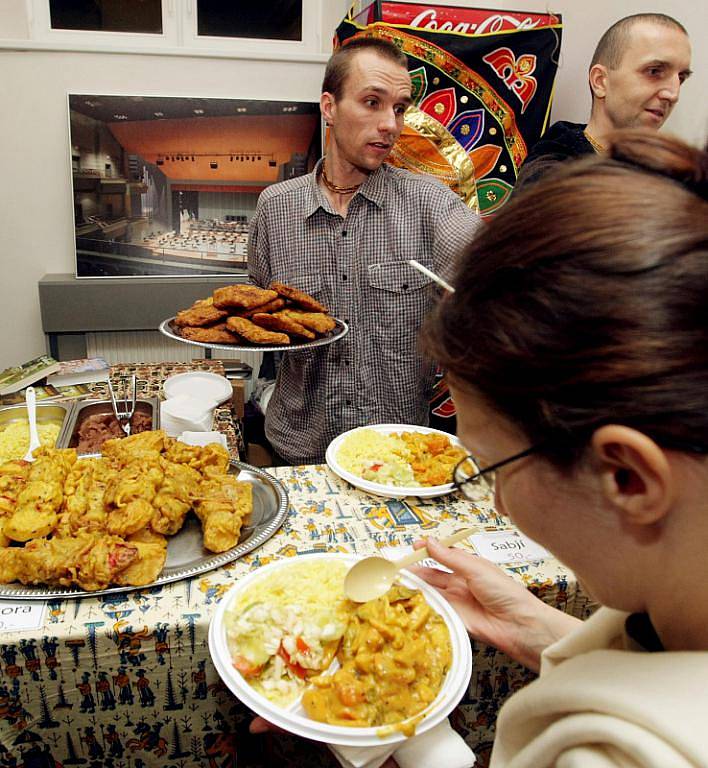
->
[416, 130, 708, 767]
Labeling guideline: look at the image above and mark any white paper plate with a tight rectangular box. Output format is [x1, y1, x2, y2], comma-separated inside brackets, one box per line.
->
[208, 553, 472, 747]
[163, 371, 232, 405]
[325, 424, 464, 499]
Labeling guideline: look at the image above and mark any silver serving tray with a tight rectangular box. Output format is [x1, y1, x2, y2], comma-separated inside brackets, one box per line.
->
[0, 460, 288, 600]
[58, 398, 160, 455]
[0, 401, 75, 449]
[159, 316, 349, 353]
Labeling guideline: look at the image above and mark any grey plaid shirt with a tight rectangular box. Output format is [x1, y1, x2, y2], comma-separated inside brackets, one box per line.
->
[249, 159, 480, 464]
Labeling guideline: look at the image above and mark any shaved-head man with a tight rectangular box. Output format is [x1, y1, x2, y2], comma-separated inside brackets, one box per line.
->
[516, 13, 691, 191]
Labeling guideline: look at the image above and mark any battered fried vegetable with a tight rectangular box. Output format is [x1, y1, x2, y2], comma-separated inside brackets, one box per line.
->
[180, 324, 242, 344]
[226, 317, 290, 346]
[237, 298, 286, 317]
[250, 312, 316, 340]
[0, 532, 138, 591]
[151, 459, 201, 535]
[213, 285, 278, 310]
[118, 529, 168, 586]
[270, 282, 328, 313]
[4, 448, 76, 542]
[174, 297, 228, 327]
[194, 475, 252, 553]
[276, 309, 337, 335]
[0, 430, 253, 590]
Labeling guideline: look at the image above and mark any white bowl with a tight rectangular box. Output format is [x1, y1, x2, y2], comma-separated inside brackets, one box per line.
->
[163, 371, 232, 406]
[208, 553, 473, 747]
[325, 424, 464, 499]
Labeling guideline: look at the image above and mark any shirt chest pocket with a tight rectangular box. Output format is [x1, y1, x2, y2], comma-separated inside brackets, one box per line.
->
[367, 261, 433, 340]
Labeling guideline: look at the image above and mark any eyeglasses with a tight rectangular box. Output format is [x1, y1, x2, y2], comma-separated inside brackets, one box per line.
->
[453, 445, 540, 499]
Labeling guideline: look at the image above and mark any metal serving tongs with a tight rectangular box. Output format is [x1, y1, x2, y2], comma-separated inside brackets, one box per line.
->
[108, 374, 137, 436]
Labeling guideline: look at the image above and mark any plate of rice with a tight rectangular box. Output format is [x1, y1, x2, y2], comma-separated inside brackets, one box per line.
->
[208, 553, 472, 746]
[325, 424, 467, 498]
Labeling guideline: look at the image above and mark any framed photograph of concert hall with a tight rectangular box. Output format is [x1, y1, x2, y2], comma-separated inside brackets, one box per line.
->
[68, 93, 322, 278]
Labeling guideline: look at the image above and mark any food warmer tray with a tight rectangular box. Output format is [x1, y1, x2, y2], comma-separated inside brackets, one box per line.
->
[159, 316, 349, 353]
[0, 461, 289, 600]
[57, 398, 160, 454]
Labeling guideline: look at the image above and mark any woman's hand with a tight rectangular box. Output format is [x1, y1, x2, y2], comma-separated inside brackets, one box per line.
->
[413, 538, 581, 672]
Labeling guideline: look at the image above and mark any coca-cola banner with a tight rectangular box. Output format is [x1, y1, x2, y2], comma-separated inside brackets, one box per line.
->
[339, 3, 562, 216]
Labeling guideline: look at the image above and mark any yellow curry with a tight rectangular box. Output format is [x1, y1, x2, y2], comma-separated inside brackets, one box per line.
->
[302, 585, 451, 729]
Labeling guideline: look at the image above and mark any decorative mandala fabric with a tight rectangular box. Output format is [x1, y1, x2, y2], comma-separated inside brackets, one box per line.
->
[338, 4, 563, 216]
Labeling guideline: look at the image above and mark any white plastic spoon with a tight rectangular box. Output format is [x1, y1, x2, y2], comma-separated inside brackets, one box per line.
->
[23, 386, 41, 462]
[344, 528, 474, 602]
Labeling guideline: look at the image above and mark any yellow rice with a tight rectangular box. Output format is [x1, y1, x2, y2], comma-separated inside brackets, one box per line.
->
[0, 420, 61, 463]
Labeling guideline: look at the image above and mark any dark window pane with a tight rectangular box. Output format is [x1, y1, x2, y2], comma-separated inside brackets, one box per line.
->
[197, 0, 302, 41]
[49, 0, 163, 34]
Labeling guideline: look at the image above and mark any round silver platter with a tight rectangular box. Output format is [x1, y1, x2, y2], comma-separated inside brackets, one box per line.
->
[159, 316, 349, 353]
[0, 460, 289, 600]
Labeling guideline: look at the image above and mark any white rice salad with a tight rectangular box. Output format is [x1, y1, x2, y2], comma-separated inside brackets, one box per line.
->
[225, 559, 350, 706]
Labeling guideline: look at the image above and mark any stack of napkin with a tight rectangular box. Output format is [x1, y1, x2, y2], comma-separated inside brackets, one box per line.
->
[328, 718, 476, 768]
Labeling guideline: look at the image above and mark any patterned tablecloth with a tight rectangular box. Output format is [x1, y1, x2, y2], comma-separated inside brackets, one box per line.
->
[0, 462, 594, 768]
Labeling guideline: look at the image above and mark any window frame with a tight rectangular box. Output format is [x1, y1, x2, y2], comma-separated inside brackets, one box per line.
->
[27, 0, 323, 56]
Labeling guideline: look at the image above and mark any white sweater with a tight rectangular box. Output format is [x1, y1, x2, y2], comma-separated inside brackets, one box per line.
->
[490, 607, 708, 768]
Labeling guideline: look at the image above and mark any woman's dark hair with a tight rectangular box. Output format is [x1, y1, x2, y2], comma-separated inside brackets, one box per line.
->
[421, 130, 708, 465]
[322, 37, 408, 99]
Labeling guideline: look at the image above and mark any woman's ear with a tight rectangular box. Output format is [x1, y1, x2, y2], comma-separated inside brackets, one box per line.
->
[591, 425, 674, 526]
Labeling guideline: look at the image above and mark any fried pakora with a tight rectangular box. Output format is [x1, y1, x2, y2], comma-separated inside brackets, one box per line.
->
[213, 285, 278, 310]
[194, 476, 252, 553]
[117, 529, 168, 586]
[276, 309, 337, 334]
[250, 312, 316, 340]
[174, 297, 228, 327]
[0, 532, 138, 591]
[179, 324, 242, 344]
[0, 430, 255, 591]
[270, 282, 328, 313]
[226, 317, 290, 345]
[4, 448, 76, 542]
[237, 298, 286, 317]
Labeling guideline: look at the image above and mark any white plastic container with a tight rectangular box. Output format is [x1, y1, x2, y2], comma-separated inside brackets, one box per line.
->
[208, 553, 473, 747]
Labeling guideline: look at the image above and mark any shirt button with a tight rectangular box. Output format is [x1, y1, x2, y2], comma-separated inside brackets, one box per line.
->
[342, 274, 348, 281]
[342, 230, 348, 237]
[345, 400, 352, 406]
[402, 283, 409, 290]
[344, 360, 350, 365]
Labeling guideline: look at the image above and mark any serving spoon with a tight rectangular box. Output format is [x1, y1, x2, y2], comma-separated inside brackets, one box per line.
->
[344, 528, 474, 602]
[23, 386, 41, 462]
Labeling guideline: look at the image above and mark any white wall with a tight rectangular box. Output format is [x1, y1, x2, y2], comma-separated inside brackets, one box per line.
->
[0, 0, 706, 370]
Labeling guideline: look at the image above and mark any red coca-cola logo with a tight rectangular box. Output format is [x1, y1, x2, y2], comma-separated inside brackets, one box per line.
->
[379, 2, 559, 36]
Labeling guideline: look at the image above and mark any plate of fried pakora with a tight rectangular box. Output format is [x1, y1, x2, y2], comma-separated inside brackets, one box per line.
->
[160, 281, 349, 352]
[0, 430, 288, 598]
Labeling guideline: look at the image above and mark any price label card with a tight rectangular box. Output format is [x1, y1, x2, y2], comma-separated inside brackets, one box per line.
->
[469, 531, 550, 565]
[0, 602, 47, 633]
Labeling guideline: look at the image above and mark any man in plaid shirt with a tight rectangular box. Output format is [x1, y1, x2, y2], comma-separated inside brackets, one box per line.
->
[249, 37, 480, 464]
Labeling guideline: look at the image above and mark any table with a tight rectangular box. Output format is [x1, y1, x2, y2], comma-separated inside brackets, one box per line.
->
[0, 461, 595, 768]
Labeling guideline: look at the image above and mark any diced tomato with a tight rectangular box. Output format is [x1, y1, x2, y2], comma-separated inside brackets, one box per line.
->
[278, 644, 308, 679]
[296, 636, 310, 654]
[232, 655, 264, 678]
[370, 463, 382, 471]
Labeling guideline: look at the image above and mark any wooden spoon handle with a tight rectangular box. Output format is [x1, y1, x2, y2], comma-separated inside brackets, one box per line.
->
[394, 528, 474, 570]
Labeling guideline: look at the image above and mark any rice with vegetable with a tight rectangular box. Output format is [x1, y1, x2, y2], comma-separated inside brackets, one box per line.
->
[0, 420, 61, 463]
[337, 429, 466, 487]
[225, 560, 350, 706]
